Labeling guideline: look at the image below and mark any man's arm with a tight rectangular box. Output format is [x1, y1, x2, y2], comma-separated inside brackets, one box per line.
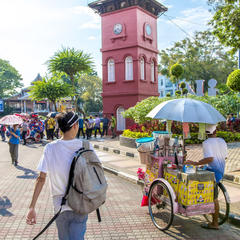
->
[26, 172, 46, 225]
[185, 157, 213, 166]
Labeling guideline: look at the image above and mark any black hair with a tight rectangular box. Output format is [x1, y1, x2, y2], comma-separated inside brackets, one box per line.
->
[56, 112, 79, 133]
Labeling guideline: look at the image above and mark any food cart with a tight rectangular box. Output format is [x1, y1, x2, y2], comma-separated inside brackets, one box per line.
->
[136, 98, 230, 230]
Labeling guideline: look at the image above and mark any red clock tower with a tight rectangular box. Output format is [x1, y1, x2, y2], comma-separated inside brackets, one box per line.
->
[89, 0, 167, 131]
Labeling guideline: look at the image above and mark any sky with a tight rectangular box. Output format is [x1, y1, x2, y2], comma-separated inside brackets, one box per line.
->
[0, 0, 212, 87]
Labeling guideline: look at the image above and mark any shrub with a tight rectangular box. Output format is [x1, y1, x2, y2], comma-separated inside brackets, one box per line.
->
[170, 63, 184, 79]
[175, 90, 181, 96]
[179, 82, 186, 89]
[166, 92, 171, 97]
[227, 69, 240, 92]
[122, 129, 151, 139]
[182, 88, 188, 95]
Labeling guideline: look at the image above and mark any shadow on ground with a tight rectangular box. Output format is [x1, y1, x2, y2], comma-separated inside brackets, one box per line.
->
[0, 196, 13, 216]
[16, 165, 38, 179]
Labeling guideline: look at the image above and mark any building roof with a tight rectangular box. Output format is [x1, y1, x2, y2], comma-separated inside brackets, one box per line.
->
[89, 0, 167, 17]
[31, 73, 43, 85]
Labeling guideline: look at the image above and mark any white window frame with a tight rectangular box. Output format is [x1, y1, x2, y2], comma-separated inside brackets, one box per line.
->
[140, 57, 145, 80]
[151, 61, 155, 82]
[125, 56, 133, 80]
[108, 59, 115, 82]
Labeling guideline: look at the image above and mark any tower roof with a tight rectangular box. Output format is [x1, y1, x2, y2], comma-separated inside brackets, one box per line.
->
[89, 0, 167, 17]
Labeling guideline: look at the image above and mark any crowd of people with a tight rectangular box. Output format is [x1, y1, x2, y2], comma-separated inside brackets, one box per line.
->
[0, 112, 117, 167]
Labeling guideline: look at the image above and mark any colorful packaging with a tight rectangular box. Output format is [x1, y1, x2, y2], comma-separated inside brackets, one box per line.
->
[164, 170, 215, 206]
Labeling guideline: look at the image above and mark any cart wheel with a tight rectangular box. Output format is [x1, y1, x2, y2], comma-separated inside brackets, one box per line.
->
[148, 180, 174, 231]
[203, 182, 230, 225]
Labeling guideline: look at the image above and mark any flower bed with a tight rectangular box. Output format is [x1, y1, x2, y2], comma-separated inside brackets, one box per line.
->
[122, 129, 240, 144]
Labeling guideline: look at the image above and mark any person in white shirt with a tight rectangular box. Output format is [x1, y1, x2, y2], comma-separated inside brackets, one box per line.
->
[185, 124, 227, 230]
[26, 111, 95, 240]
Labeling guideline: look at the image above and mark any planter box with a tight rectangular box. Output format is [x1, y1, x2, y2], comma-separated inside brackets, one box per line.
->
[119, 135, 137, 148]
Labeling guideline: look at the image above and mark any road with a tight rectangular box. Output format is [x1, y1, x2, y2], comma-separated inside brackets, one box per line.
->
[0, 141, 239, 239]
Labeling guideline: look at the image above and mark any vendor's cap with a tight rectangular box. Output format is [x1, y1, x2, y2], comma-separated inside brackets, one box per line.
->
[205, 124, 217, 134]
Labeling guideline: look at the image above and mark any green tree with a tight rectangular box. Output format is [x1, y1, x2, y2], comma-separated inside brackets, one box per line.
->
[170, 63, 184, 84]
[227, 69, 240, 92]
[29, 74, 74, 111]
[47, 47, 94, 111]
[0, 59, 23, 98]
[76, 74, 103, 114]
[159, 30, 237, 88]
[209, 0, 240, 54]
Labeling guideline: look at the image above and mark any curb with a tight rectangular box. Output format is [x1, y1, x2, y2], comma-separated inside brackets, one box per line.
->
[93, 143, 138, 160]
[102, 164, 240, 228]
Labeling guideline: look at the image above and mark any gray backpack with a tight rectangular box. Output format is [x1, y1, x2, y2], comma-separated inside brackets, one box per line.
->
[67, 140, 108, 215]
[32, 140, 107, 240]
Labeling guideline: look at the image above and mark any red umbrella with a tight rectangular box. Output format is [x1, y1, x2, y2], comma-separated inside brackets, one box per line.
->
[0, 115, 23, 125]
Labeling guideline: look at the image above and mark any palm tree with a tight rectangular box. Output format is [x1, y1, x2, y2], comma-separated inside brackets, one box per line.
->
[47, 47, 94, 113]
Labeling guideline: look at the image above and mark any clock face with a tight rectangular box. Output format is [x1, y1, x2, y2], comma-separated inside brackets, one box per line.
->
[113, 23, 122, 35]
[146, 24, 152, 36]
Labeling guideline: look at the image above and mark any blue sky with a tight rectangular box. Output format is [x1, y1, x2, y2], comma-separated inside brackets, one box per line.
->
[0, 0, 212, 87]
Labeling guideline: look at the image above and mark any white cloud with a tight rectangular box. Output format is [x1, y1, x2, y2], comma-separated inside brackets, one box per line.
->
[88, 36, 96, 40]
[163, 7, 212, 36]
[72, 6, 101, 30]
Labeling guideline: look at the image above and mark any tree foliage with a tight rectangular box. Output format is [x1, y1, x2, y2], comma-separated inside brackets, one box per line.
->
[76, 74, 103, 113]
[29, 73, 74, 111]
[209, 0, 240, 54]
[47, 47, 94, 82]
[159, 30, 237, 87]
[0, 58, 23, 98]
[227, 70, 240, 92]
[47, 47, 94, 112]
[170, 63, 184, 83]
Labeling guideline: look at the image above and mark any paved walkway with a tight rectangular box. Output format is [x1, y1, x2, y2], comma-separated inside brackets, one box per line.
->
[0, 141, 240, 239]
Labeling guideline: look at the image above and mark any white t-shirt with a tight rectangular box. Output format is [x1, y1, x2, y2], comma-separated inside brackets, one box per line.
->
[37, 138, 94, 213]
[202, 137, 227, 182]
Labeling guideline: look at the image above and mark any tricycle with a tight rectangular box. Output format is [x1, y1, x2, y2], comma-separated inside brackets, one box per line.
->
[137, 98, 230, 231]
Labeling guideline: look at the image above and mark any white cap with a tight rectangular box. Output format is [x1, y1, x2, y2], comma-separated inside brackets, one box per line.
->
[205, 124, 217, 134]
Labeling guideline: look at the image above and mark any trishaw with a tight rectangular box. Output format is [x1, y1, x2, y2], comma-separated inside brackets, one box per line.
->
[136, 98, 230, 231]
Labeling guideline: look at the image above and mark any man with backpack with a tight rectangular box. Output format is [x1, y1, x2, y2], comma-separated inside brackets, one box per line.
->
[26, 112, 107, 240]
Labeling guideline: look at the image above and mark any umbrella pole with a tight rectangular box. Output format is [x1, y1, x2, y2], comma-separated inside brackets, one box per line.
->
[182, 129, 186, 163]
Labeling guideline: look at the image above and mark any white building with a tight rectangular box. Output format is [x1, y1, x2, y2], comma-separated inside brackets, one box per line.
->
[158, 74, 196, 97]
[158, 74, 177, 97]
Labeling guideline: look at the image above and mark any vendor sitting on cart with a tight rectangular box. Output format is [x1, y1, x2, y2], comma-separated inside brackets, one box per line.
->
[184, 124, 227, 230]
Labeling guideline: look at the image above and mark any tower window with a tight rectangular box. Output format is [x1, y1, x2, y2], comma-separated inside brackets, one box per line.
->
[140, 57, 145, 80]
[125, 56, 133, 81]
[108, 59, 115, 82]
[151, 61, 155, 82]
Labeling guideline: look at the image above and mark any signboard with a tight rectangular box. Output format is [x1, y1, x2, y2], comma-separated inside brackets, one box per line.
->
[0, 100, 4, 112]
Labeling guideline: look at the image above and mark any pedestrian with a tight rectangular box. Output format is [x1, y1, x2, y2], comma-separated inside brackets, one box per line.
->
[88, 116, 94, 138]
[94, 115, 102, 138]
[54, 118, 60, 139]
[21, 119, 28, 145]
[7, 124, 20, 166]
[85, 119, 91, 140]
[77, 117, 85, 139]
[184, 124, 227, 230]
[102, 115, 110, 137]
[0, 124, 6, 141]
[47, 117, 56, 141]
[26, 112, 92, 239]
[45, 117, 49, 140]
[110, 114, 116, 139]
